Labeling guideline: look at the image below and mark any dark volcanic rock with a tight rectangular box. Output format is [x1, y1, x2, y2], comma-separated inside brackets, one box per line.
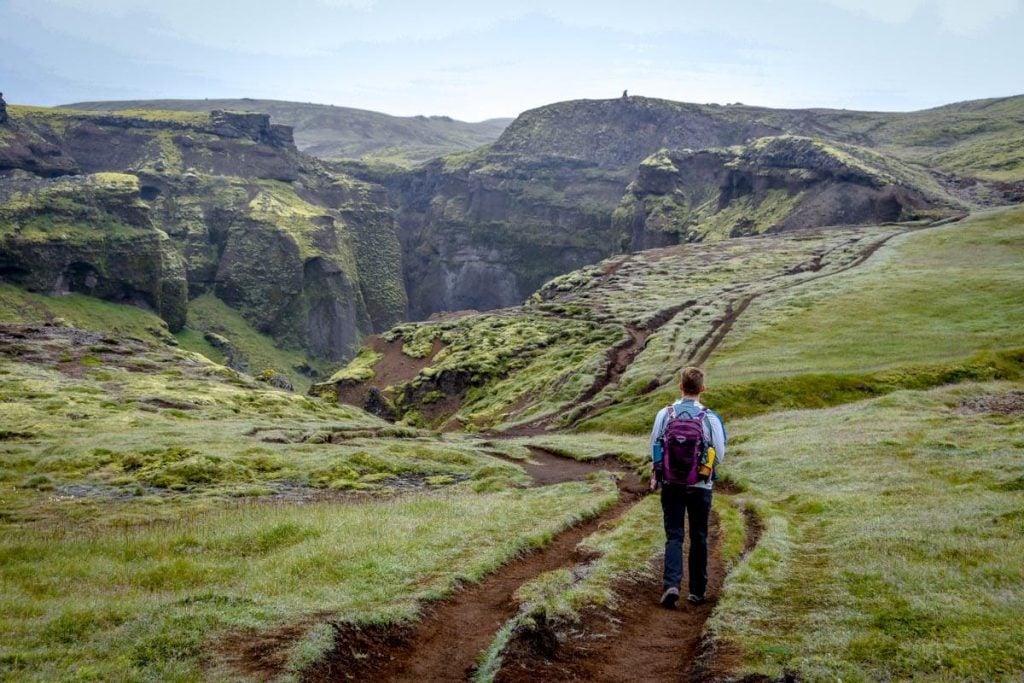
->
[385, 152, 624, 319]
[0, 92, 7, 125]
[378, 98, 872, 319]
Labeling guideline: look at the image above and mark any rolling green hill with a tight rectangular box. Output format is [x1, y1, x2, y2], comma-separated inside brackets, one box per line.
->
[61, 98, 512, 165]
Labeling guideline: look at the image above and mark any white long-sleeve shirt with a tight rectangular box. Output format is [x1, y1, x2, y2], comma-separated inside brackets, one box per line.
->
[649, 398, 727, 490]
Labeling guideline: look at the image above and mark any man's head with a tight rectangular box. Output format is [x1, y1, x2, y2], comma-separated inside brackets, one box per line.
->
[680, 366, 705, 397]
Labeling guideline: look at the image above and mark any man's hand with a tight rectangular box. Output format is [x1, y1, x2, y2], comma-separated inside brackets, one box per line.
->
[649, 474, 660, 492]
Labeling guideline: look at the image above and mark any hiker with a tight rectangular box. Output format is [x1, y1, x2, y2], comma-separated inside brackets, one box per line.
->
[649, 366, 726, 608]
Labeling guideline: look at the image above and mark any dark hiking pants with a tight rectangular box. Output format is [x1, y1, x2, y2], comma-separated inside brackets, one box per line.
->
[661, 485, 713, 597]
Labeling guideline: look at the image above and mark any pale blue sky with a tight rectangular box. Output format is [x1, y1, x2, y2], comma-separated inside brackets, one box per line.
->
[1, 0, 1021, 120]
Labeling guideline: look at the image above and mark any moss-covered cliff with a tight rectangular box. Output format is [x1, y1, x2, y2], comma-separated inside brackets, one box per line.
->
[619, 136, 962, 247]
[376, 95, 1020, 320]
[0, 105, 408, 369]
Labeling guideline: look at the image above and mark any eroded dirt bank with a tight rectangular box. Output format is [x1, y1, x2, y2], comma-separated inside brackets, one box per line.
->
[307, 462, 646, 682]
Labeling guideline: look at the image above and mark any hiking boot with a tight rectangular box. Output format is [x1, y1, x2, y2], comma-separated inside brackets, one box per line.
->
[686, 593, 706, 605]
[660, 587, 680, 608]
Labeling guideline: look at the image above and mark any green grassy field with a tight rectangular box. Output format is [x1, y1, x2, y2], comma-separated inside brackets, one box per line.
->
[0, 482, 616, 681]
[709, 208, 1024, 380]
[0, 319, 623, 680]
[712, 381, 1024, 681]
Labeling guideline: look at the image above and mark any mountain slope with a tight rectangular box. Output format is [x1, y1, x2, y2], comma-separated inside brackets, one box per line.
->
[321, 205, 1024, 433]
[61, 98, 512, 165]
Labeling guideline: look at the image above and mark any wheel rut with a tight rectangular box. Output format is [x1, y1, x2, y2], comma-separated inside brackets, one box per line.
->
[496, 494, 765, 683]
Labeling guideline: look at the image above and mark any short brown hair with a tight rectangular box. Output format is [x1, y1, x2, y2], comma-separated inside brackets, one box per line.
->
[680, 366, 705, 396]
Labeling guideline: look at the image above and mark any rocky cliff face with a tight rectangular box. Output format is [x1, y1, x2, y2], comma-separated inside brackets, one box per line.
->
[0, 172, 187, 329]
[619, 136, 960, 247]
[385, 96, 774, 319]
[377, 99, 822, 318]
[388, 153, 622, 318]
[376, 97, 992, 319]
[0, 106, 407, 362]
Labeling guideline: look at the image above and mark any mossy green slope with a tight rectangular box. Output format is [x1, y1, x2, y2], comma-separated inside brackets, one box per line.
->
[619, 136, 961, 247]
[0, 318, 625, 680]
[581, 206, 1024, 433]
[324, 224, 914, 430]
[0, 172, 188, 330]
[316, 310, 623, 431]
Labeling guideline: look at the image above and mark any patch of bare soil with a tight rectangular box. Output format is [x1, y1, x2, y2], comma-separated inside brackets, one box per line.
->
[958, 391, 1024, 416]
[331, 335, 444, 410]
[483, 446, 631, 487]
[216, 620, 317, 680]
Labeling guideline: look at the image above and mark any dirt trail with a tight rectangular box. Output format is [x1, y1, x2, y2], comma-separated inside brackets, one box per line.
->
[305, 444, 756, 683]
[518, 446, 625, 486]
[309, 454, 647, 682]
[498, 495, 765, 683]
[496, 522, 726, 683]
[501, 301, 695, 435]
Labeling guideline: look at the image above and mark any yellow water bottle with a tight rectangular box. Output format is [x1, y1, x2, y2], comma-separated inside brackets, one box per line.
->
[699, 446, 716, 480]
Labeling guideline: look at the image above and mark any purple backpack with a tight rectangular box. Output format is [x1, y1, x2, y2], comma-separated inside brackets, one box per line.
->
[659, 406, 708, 486]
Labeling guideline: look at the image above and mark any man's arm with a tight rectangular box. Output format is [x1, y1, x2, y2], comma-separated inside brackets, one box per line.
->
[649, 407, 669, 490]
[650, 406, 669, 463]
[706, 410, 726, 463]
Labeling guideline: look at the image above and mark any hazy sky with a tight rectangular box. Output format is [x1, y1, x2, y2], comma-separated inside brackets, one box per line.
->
[1, 0, 1021, 121]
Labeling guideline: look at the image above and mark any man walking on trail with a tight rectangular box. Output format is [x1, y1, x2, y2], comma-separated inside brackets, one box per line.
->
[649, 366, 727, 608]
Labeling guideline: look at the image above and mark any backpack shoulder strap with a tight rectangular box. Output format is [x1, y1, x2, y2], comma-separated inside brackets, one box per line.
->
[658, 404, 674, 441]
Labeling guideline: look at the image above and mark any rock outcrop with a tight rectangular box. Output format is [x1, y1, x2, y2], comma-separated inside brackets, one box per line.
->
[619, 136, 959, 247]
[0, 92, 8, 125]
[0, 173, 187, 329]
[0, 106, 408, 361]
[387, 153, 620, 318]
